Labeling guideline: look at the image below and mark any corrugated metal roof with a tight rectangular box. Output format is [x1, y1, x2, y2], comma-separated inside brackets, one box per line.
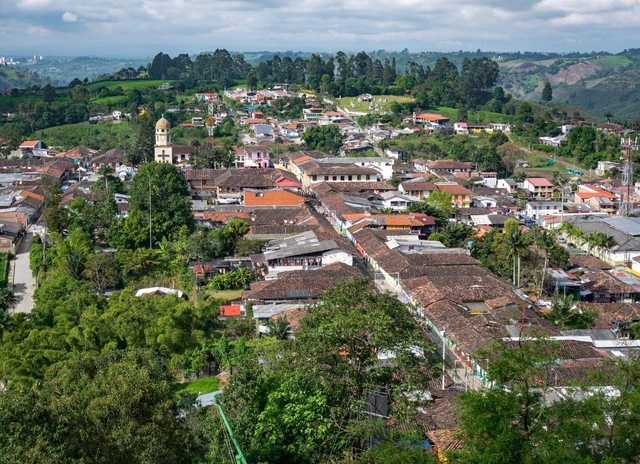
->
[601, 217, 640, 236]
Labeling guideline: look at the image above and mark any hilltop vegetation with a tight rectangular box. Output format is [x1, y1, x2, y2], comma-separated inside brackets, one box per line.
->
[0, 66, 51, 91]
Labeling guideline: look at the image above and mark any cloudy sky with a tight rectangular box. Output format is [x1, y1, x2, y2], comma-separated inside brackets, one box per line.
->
[2, 0, 640, 57]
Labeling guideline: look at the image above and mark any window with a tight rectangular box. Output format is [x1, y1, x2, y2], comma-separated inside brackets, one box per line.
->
[340, 176, 345, 181]
[348, 175, 352, 181]
[312, 175, 317, 181]
[366, 175, 370, 180]
[332, 176, 337, 181]
[357, 175, 361, 180]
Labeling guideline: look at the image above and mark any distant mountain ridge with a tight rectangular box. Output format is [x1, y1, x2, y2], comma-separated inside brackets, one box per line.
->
[6, 49, 640, 120]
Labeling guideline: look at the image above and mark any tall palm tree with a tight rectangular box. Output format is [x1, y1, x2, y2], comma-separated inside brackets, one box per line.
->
[505, 228, 529, 287]
[536, 230, 556, 294]
[593, 232, 617, 262]
[584, 231, 601, 256]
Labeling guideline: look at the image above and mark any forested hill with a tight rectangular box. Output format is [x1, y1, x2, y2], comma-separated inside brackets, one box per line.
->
[7, 47, 640, 119]
[0, 67, 51, 91]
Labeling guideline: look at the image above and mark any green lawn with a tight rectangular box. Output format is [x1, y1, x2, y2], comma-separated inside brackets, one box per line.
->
[34, 121, 134, 150]
[85, 80, 167, 91]
[174, 377, 220, 395]
[595, 55, 631, 71]
[336, 95, 414, 113]
[91, 95, 129, 106]
[206, 289, 243, 302]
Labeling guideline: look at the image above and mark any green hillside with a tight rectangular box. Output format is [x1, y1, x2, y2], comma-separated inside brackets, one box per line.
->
[0, 67, 51, 91]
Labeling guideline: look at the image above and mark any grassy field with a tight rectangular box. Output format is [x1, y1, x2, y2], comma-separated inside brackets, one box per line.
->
[206, 289, 243, 303]
[91, 95, 129, 106]
[595, 55, 631, 71]
[35, 120, 134, 150]
[86, 80, 167, 91]
[174, 377, 220, 395]
[431, 106, 514, 124]
[336, 95, 414, 113]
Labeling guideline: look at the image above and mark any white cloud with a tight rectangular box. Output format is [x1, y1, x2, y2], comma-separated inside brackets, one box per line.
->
[62, 11, 78, 22]
[26, 25, 51, 36]
[5, 0, 640, 55]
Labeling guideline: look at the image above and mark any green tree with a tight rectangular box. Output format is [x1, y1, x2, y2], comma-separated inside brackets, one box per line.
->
[131, 112, 156, 165]
[302, 124, 342, 154]
[541, 81, 553, 103]
[266, 316, 291, 340]
[515, 101, 534, 125]
[488, 130, 509, 148]
[425, 190, 452, 218]
[548, 294, 596, 330]
[429, 222, 474, 248]
[126, 162, 194, 248]
[0, 350, 201, 463]
[504, 219, 529, 287]
[82, 252, 121, 292]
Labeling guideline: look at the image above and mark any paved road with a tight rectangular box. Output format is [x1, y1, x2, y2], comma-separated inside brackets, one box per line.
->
[12, 232, 35, 313]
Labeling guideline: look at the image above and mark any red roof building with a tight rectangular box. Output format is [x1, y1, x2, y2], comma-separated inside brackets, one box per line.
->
[220, 305, 243, 317]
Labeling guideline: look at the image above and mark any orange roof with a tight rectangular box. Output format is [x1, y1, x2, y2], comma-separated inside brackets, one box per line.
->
[220, 305, 242, 317]
[576, 185, 617, 200]
[294, 155, 311, 163]
[243, 188, 305, 207]
[378, 213, 436, 227]
[415, 113, 449, 122]
[244, 118, 267, 125]
[20, 190, 45, 202]
[19, 140, 40, 148]
[343, 213, 370, 221]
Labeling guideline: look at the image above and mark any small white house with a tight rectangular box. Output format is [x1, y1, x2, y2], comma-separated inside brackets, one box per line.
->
[374, 191, 419, 212]
[497, 178, 517, 193]
[525, 201, 564, 219]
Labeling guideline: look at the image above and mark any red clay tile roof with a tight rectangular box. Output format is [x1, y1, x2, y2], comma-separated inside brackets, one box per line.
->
[436, 184, 473, 196]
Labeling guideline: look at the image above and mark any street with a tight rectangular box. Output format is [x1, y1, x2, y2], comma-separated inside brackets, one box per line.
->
[11, 232, 35, 313]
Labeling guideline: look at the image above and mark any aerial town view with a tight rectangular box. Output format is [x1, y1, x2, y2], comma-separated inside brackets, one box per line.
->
[3, 1, 640, 463]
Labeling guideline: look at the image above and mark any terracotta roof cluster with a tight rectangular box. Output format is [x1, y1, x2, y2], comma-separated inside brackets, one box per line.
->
[216, 168, 299, 189]
[242, 262, 363, 302]
[586, 302, 640, 329]
[348, 213, 435, 234]
[581, 269, 637, 295]
[351, 227, 475, 278]
[314, 181, 396, 193]
[568, 254, 614, 270]
[297, 157, 380, 177]
[402, 267, 559, 355]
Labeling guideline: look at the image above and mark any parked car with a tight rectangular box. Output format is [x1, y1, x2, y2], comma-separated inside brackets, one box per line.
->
[567, 243, 576, 249]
